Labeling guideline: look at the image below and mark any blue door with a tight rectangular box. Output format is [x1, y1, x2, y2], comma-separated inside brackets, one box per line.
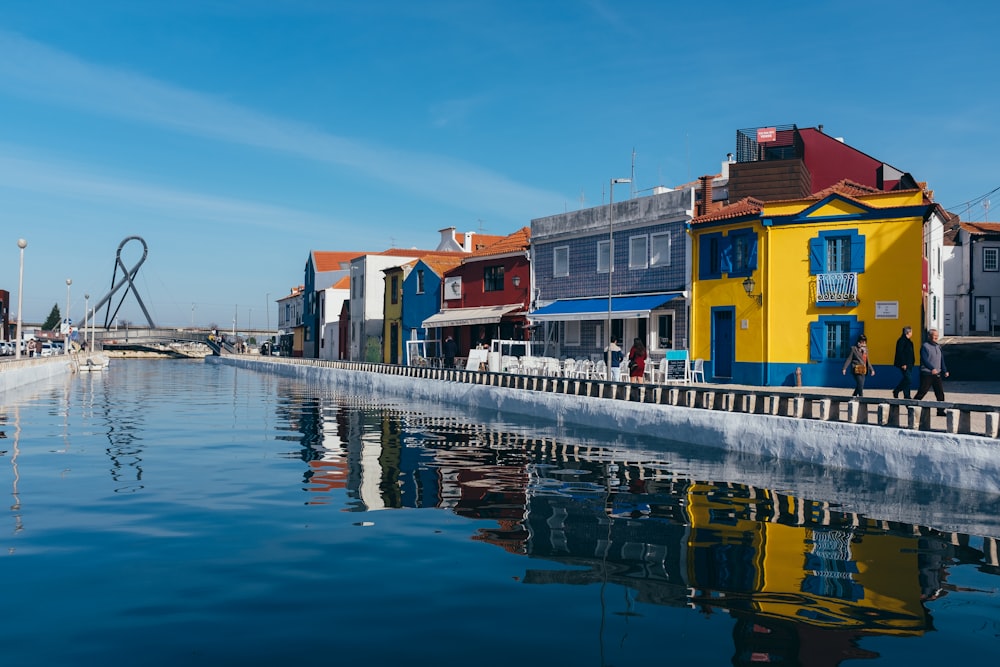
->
[711, 307, 735, 379]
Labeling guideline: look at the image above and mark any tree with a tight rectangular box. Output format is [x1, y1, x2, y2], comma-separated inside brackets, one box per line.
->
[42, 303, 61, 330]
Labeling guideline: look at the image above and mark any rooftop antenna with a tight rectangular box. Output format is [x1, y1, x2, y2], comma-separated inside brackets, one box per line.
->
[985, 199, 991, 222]
[630, 147, 637, 198]
[477, 218, 487, 233]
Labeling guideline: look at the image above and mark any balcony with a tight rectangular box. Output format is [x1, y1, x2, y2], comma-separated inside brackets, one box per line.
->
[815, 272, 858, 304]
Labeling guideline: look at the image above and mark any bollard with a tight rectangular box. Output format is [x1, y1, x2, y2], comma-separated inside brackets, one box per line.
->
[876, 403, 891, 426]
[845, 401, 861, 424]
[700, 391, 715, 410]
[918, 406, 932, 431]
[719, 393, 735, 411]
[685, 390, 697, 408]
[986, 413, 1000, 439]
[787, 397, 805, 419]
[668, 388, 681, 406]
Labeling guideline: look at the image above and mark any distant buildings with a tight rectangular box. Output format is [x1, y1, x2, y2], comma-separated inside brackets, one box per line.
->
[269, 123, 979, 386]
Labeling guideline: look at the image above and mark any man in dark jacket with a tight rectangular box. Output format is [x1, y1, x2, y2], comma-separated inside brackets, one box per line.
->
[892, 326, 915, 399]
[914, 328, 949, 414]
[443, 336, 458, 369]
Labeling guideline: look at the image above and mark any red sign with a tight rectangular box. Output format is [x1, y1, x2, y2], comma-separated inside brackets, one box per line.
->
[757, 127, 776, 143]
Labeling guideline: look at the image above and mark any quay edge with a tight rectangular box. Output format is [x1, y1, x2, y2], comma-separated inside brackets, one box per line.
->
[214, 356, 1000, 500]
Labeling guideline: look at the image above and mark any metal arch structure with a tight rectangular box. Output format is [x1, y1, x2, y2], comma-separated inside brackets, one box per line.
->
[89, 236, 156, 330]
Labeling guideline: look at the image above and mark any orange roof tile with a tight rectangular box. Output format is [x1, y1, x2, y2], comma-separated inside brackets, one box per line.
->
[462, 233, 507, 251]
[331, 275, 350, 289]
[470, 227, 531, 257]
[690, 197, 765, 225]
[312, 251, 364, 272]
[420, 255, 465, 276]
[960, 222, 1000, 235]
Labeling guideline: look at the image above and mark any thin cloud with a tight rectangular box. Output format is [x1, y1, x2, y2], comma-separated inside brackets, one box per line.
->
[0, 30, 564, 219]
[0, 149, 337, 233]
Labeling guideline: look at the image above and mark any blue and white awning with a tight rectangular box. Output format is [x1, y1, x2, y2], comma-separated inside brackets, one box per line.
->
[530, 293, 682, 321]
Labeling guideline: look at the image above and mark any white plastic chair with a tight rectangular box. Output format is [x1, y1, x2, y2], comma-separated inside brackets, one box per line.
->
[593, 360, 607, 380]
[644, 359, 661, 384]
[690, 358, 705, 383]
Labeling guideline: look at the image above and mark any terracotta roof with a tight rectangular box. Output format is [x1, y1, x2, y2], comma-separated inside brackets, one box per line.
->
[420, 255, 465, 276]
[312, 250, 364, 272]
[960, 222, 1000, 236]
[330, 275, 350, 289]
[462, 233, 507, 251]
[809, 179, 883, 200]
[470, 227, 531, 257]
[375, 248, 467, 259]
[690, 197, 765, 225]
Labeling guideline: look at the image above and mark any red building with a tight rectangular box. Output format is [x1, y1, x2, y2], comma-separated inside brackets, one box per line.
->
[422, 227, 532, 357]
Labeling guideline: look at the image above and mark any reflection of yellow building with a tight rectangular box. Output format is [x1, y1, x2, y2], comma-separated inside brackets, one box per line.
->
[684, 482, 928, 635]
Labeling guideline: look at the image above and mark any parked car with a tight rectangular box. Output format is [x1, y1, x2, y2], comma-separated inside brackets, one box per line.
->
[0, 341, 12, 356]
[40, 342, 54, 357]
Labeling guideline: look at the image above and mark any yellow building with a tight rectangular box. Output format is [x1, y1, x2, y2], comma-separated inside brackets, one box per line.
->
[688, 181, 934, 387]
[381, 262, 412, 364]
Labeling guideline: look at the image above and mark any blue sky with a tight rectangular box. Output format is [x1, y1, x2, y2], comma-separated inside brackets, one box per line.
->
[2, 1, 998, 328]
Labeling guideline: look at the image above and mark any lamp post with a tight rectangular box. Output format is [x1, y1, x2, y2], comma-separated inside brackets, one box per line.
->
[606, 178, 631, 376]
[64, 278, 72, 354]
[15, 239, 26, 360]
[84, 293, 89, 351]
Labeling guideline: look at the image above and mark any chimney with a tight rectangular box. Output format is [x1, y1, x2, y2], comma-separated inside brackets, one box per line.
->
[698, 175, 714, 217]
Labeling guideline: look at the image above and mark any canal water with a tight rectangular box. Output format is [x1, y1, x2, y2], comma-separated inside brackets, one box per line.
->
[1, 359, 998, 666]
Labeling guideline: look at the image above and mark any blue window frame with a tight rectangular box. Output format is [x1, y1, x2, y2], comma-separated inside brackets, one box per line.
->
[809, 230, 865, 275]
[809, 315, 862, 361]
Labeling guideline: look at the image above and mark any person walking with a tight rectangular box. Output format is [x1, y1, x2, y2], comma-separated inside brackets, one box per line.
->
[892, 326, 915, 399]
[914, 328, 949, 414]
[605, 336, 624, 381]
[841, 333, 874, 397]
[628, 337, 647, 383]
[442, 335, 458, 369]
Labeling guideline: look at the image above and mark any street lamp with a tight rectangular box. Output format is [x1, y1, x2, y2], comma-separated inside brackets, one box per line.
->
[64, 278, 72, 354]
[84, 293, 89, 351]
[15, 239, 26, 360]
[606, 178, 631, 376]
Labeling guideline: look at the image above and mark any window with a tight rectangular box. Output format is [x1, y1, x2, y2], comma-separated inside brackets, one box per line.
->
[553, 246, 569, 277]
[390, 276, 399, 304]
[698, 232, 723, 280]
[484, 265, 504, 292]
[597, 240, 611, 273]
[650, 232, 671, 267]
[629, 235, 648, 269]
[809, 230, 865, 274]
[984, 247, 999, 272]
[826, 237, 851, 272]
[728, 230, 757, 277]
[416, 269, 425, 294]
[809, 316, 862, 361]
[565, 320, 581, 346]
[657, 313, 673, 349]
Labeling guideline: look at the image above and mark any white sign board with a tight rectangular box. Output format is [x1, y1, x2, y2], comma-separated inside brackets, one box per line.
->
[875, 301, 899, 319]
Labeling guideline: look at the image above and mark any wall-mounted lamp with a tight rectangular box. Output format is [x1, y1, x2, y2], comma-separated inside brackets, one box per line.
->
[742, 276, 762, 306]
[512, 275, 521, 288]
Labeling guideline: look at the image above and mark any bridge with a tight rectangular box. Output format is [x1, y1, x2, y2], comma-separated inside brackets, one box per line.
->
[90, 328, 274, 357]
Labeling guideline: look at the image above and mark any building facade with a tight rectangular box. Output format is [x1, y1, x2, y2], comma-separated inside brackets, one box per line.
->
[689, 183, 935, 387]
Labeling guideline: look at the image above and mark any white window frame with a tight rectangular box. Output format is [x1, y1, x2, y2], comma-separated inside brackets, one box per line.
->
[984, 247, 999, 272]
[650, 232, 671, 267]
[629, 235, 648, 270]
[553, 246, 569, 277]
[597, 240, 611, 273]
[564, 320, 581, 346]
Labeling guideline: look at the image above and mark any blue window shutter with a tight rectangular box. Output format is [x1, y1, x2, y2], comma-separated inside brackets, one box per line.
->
[809, 238, 824, 274]
[720, 236, 733, 274]
[849, 321, 863, 348]
[699, 236, 712, 279]
[809, 321, 823, 361]
[850, 234, 866, 273]
[748, 234, 758, 270]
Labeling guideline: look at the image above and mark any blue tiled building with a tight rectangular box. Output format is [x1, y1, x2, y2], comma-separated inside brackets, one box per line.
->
[530, 187, 696, 360]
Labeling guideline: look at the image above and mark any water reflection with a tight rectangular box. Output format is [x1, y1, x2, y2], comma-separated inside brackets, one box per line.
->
[283, 393, 1000, 665]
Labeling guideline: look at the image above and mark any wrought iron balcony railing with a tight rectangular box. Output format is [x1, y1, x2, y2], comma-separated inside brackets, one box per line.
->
[816, 272, 858, 303]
